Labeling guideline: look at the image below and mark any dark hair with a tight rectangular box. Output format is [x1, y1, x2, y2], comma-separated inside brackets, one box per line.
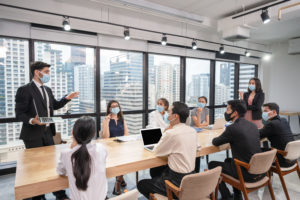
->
[30, 61, 51, 76]
[172, 102, 189, 123]
[263, 103, 280, 114]
[248, 77, 263, 93]
[106, 100, 124, 121]
[71, 116, 96, 191]
[158, 98, 169, 111]
[198, 96, 208, 103]
[227, 100, 247, 117]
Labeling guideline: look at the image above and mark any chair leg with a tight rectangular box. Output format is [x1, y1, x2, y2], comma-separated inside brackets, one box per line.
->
[241, 188, 249, 200]
[277, 171, 290, 200]
[268, 180, 276, 200]
[297, 164, 300, 179]
[136, 171, 139, 185]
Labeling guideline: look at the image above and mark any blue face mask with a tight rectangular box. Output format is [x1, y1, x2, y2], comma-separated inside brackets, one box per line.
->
[111, 107, 120, 115]
[163, 113, 169, 124]
[249, 84, 256, 91]
[197, 102, 206, 108]
[39, 71, 50, 83]
[262, 112, 270, 121]
[157, 105, 164, 113]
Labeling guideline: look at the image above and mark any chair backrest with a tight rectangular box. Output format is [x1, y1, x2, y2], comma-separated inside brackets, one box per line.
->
[53, 132, 62, 145]
[284, 140, 300, 160]
[179, 166, 221, 200]
[186, 112, 191, 125]
[109, 189, 139, 200]
[248, 149, 277, 174]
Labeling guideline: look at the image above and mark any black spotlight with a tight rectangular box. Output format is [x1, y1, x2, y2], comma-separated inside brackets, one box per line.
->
[161, 34, 167, 46]
[192, 40, 197, 50]
[62, 16, 71, 31]
[124, 28, 130, 40]
[261, 9, 271, 24]
[219, 45, 225, 54]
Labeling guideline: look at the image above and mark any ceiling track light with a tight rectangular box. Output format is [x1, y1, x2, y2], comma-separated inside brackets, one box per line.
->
[245, 50, 251, 57]
[219, 45, 225, 54]
[124, 27, 130, 40]
[261, 9, 271, 24]
[192, 40, 197, 50]
[161, 33, 167, 46]
[62, 16, 71, 31]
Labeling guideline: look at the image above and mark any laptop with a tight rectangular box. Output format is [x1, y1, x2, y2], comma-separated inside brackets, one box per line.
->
[39, 117, 64, 124]
[211, 118, 226, 129]
[140, 128, 162, 152]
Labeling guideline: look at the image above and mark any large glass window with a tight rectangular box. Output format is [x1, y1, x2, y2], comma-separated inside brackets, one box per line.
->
[186, 58, 210, 107]
[0, 38, 29, 146]
[0, 38, 29, 118]
[100, 50, 143, 112]
[239, 64, 255, 93]
[34, 42, 95, 114]
[214, 61, 235, 120]
[148, 54, 180, 109]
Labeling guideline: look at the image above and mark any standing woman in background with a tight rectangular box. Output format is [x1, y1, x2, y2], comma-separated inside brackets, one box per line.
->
[240, 77, 264, 128]
[102, 100, 129, 195]
[147, 98, 169, 131]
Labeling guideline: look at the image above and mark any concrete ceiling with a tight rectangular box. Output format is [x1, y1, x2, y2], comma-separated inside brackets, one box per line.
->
[141, 0, 274, 19]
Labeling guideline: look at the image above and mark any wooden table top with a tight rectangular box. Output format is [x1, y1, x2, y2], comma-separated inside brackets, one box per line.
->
[279, 111, 300, 116]
[15, 129, 225, 200]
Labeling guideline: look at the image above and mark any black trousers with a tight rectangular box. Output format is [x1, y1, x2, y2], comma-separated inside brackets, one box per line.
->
[208, 158, 265, 199]
[137, 165, 193, 199]
[23, 127, 67, 200]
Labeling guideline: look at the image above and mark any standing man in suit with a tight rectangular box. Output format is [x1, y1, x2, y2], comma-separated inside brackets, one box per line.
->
[15, 61, 79, 200]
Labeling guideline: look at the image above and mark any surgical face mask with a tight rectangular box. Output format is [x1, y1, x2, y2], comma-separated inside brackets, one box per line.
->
[248, 84, 256, 91]
[39, 71, 50, 83]
[197, 102, 206, 108]
[262, 111, 270, 121]
[163, 113, 169, 124]
[157, 105, 164, 113]
[224, 111, 234, 122]
[111, 107, 120, 115]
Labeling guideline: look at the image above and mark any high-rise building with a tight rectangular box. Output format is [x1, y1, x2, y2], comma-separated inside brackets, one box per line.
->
[0, 38, 29, 146]
[102, 52, 143, 134]
[239, 65, 255, 92]
[192, 73, 210, 99]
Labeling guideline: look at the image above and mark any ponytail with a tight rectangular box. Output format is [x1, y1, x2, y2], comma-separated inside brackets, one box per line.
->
[71, 116, 96, 191]
[71, 143, 91, 190]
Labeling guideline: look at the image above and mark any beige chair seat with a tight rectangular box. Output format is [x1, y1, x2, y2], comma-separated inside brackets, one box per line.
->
[274, 163, 298, 172]
[222, 174, 269, 189]
[153, 193, 168, 200]
[153, 193, 210, 200]
[109, 189, 139, 200]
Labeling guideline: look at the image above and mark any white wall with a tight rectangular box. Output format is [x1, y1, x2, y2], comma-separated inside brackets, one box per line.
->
[262, 41, 300, 133]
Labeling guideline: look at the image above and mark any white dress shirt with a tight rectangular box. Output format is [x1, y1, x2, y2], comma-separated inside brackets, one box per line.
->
[147, 110, 169, 131]
[154, 123, 198, 173]
[57, 143, 108, 200]
[29, 79, 50, 125]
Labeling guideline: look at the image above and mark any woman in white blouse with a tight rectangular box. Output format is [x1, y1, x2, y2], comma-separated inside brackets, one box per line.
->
[147, 98, 170, 131]
[57, 116, 107, 200]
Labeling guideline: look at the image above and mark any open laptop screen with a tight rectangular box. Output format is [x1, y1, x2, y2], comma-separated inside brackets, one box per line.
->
[141, 128, 162, 146]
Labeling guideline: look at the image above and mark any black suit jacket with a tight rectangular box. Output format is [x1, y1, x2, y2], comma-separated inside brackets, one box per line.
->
[15, 81, 70, 141]
[243, 92, 265, 120]
[260, 115, 296, 167]
[213, 117, 262, 164]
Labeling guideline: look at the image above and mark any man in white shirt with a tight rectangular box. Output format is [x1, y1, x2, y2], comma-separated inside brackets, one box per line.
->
[137, 102, 198, 198]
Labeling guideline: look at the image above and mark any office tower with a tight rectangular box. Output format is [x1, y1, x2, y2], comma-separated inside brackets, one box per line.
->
[74, 64, 94, 113]
[192, 73, 210, 101]
[0, 38, 29, 146]
[102, 52, 143, 134]
[239, 65, 255, 92]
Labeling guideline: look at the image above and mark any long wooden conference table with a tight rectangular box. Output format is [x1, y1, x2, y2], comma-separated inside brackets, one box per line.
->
[14, 129, 228, 200]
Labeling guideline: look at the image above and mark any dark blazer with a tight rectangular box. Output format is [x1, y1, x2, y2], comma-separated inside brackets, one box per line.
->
[243, 92, 265, 120]
[15, 81, 70, 141]
[259, 115, 296, 167]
